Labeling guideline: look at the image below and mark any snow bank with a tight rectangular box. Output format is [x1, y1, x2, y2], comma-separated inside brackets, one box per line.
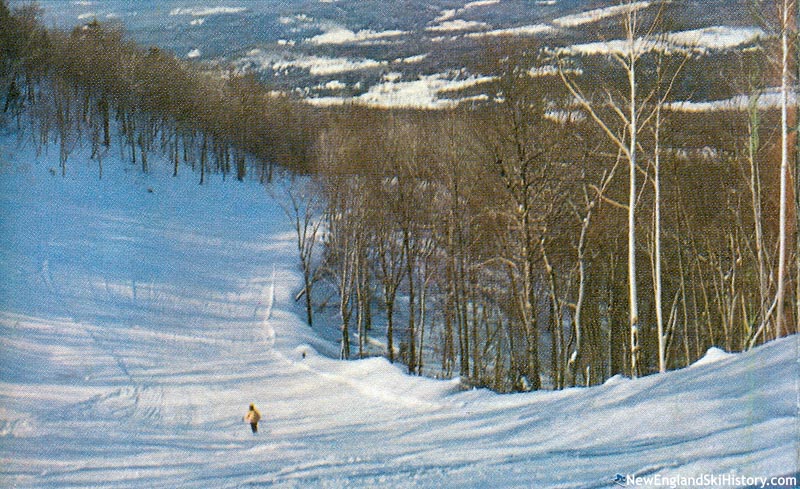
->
[691, 347, 733, 367]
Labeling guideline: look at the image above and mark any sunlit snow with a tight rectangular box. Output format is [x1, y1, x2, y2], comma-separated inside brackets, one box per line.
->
[0, 129, 796, 488]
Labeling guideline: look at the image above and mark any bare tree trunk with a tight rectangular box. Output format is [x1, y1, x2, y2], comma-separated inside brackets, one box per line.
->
[748, 91, 771, 339]
[541, 237, 563, 389]
[404, 228, 417, 374]
[775, 0, 796, 337]
[626, 16, 641, 377]
[776, 0, 788, 337]
[653, 97, 666, 373]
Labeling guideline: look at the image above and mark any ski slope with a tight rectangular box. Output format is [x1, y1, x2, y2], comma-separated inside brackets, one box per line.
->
[0, 132, 798, 488]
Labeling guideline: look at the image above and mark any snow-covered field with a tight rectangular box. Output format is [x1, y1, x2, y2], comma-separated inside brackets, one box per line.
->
[0, 127, 798, 488]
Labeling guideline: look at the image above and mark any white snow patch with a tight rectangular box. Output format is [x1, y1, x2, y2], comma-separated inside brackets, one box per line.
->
[553, 1, 651, 28]
[169, 7, 246, 17]
[567, 37, 662, 56]
[434, 9, 457, 23]
[382, 72, 403, 82]
[236, 50, 387, 76]
[668, 88, 797, 112]
[306, 27, 407, 45]
[432, 0, 499, 25]
[315, 80, 347, 91]
[279, 56, 387, 76]
[426, 19, 489, 32]
[279, 14, 314, 25]
[566, 26, 764, 56]
[464, 0, 501, 8]
[398, 54, 428, 64]
[465, 24, 554, 38]
[666, 26, 764, 50]
[306, 73, 494, 109]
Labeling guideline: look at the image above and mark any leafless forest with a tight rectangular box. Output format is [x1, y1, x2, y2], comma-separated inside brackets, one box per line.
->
[2, 0, 796, 392]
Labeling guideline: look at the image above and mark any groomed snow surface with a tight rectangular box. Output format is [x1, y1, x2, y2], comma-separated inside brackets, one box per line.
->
[0, 129, 798, 488]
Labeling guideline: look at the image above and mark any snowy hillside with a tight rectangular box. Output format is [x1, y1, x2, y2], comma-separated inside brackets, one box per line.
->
[17, 0, 766, 109]
[0, 129, 798, 488]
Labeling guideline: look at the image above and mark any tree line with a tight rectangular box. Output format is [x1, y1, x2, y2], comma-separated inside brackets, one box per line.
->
[2, 0, 796, 392]
[302, 1, 797, 391]
[1, 1, 315, 182]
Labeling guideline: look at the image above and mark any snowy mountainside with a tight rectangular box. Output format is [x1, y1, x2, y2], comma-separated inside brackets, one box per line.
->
[0, 128, 798, 487]
[17, 0, 765, 108]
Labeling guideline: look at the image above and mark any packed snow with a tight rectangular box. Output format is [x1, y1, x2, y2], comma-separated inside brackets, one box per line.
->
[0, 118, 797, 488]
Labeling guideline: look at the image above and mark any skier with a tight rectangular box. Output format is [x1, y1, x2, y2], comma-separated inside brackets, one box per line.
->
[244, 403, 261, 434]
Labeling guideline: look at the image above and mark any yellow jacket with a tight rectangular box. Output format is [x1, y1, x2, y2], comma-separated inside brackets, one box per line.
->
[244, 405, 261, 424]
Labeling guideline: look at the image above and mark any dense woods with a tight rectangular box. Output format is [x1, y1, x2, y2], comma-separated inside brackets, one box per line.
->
[1, 0, 796, 392]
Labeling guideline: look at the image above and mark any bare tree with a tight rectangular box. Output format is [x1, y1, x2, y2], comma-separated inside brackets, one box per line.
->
[775, 0, 797, 336]
[277, 178, 324, 328]
[559, 0, 675, 376]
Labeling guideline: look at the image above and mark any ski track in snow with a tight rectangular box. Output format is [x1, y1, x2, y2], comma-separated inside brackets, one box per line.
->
[0, 132, 797, 488]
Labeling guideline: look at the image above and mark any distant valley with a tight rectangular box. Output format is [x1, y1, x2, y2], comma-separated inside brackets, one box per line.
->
[25, 0, 767, 107]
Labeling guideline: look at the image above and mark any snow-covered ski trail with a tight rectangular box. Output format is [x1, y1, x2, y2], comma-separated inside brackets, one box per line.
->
[0, 135, 796, 488]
